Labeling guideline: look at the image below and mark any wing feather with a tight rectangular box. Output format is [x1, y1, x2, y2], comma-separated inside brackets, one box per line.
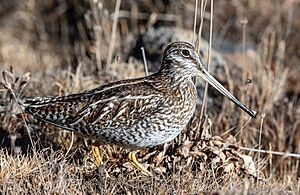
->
[24, 77, 165, 135]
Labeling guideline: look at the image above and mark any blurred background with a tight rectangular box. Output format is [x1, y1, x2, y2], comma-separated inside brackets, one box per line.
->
[0, 0, 299, 193]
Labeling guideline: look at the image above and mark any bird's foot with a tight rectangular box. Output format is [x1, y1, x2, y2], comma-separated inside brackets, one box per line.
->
[91, 145, 110, 177]
[128, 151, 152, 176]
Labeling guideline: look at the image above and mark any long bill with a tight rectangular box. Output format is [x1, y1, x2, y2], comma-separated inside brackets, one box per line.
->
[199, 69, 257, 118]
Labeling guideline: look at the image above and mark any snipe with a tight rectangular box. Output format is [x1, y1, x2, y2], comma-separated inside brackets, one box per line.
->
[22, 41, 256, 175]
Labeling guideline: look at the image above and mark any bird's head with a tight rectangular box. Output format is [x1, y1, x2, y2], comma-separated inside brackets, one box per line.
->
[161, 41, 203, 78]
[160, 41, 257, 118]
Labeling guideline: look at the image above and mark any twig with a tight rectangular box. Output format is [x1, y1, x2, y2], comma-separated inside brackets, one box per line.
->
[196, 0, 207, 52]
[258, 113, 265, 168]
[199, 0, 211, 120]
[141, 47, 149, 76]
[64, 132, 75, 158]
[106, 0, 121, 69]
[192, 0, 199, 45]
[111, 11, 184, 22]
[10, 90, 35, 150]
[240, 147, 300, 159]
[234, 116, 253, 138]
[91, 0, 103, 71]
[9, 88, 46, 187]
[195, 0, 208, 138]
[238, 18, 248, 130]
[204, 0, 213, 114]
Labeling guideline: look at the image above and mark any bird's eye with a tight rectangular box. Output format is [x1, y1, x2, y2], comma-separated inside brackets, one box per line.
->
[181, 49, 190, 57]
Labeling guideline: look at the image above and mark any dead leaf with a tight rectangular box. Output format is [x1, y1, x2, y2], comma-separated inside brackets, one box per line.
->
[223, 162, 235, 173]
[238, 154, 257, 177]
[177, 140, 193, 158]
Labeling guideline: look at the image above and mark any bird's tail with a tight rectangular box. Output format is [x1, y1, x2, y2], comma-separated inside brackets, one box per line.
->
[16, 112, 31, 119]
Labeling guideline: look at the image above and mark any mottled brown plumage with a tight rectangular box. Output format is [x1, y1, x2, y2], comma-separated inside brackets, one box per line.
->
[23, 42, 256, 174]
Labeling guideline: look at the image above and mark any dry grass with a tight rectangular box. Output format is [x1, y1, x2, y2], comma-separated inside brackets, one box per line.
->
[0, 147, 298, 194]
[0, 0, 299, 194]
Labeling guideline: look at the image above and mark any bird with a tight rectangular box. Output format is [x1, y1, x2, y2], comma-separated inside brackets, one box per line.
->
[21, 41, 257, 175]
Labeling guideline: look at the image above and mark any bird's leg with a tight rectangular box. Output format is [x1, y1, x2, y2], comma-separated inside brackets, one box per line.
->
[91, 144, 103, 166]
[128, 151, 152, 176]
[91, 144, 109, 177]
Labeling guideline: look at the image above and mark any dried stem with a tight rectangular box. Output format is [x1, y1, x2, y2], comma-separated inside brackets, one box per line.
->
[106, 0, 121, 69]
